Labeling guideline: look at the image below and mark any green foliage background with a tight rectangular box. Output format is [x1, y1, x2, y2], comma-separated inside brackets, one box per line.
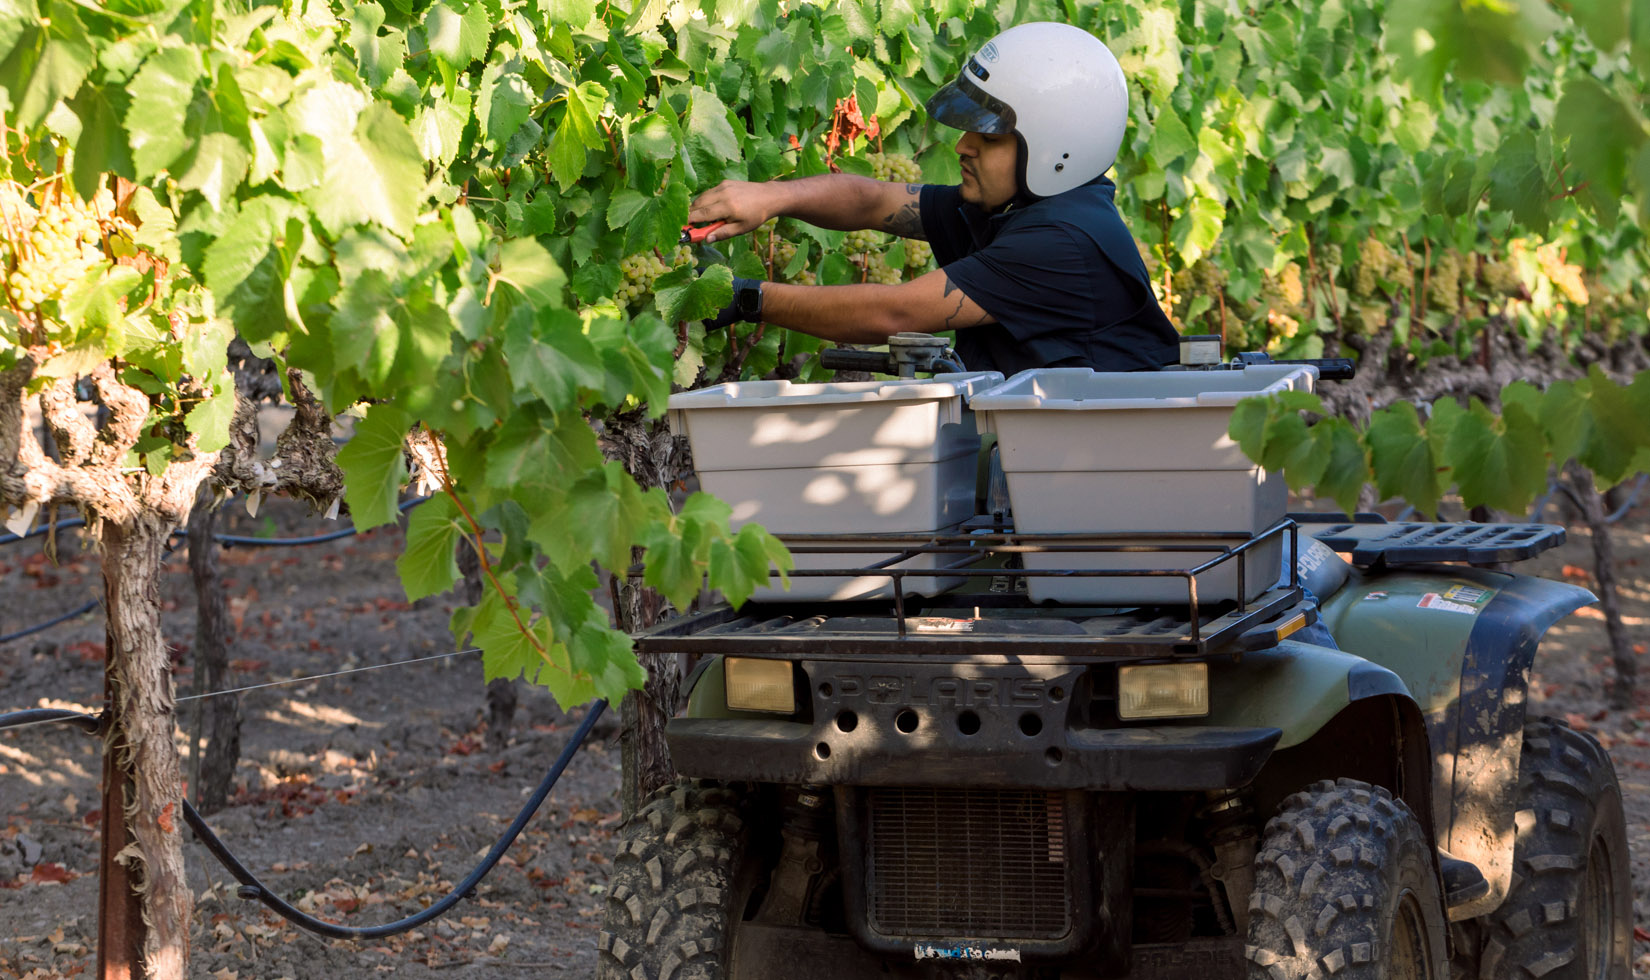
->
[3, 0, 1649, 703]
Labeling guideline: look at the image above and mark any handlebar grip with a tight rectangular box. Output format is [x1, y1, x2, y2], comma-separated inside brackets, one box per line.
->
[1272, 357, 1357, 381]
[819, 348, 894, 373]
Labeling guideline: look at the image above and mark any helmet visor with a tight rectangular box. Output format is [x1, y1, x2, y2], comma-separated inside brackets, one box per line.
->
[925, 71, 1017, 135]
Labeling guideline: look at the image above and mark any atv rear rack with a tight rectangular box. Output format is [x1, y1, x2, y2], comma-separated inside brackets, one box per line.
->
[634, 521, 1312, 662]
[1297, 519, 1568, 568]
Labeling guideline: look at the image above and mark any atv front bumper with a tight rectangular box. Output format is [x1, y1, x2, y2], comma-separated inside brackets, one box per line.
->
[667, 716, 1281, 790]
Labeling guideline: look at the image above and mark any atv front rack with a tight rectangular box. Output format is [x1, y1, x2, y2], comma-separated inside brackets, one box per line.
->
[634, 520, 1312, 662]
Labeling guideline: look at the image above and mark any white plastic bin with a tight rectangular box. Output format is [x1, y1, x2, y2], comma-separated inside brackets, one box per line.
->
[970, 365, 1315, 604]
[668, 372, 1003, 600]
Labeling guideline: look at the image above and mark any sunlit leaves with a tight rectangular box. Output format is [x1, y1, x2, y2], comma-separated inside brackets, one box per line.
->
[546, 80, 608, 191]
[304, 101, 425, 236]
[125, 45, 203, 177]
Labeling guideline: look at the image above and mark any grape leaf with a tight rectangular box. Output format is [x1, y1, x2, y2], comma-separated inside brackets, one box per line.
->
[1554, 76, 1643, 221]
[502, 306, 605, 412]
[1365, 401, 1442, 517]
[652, 264, 733, 323]
[493, 237, 566, 307]
[685, 85, 739, 182]
[125, 45, 204, 178]
[184, 379, 236, 453]
[306, 102, 424, 237]
[546, 81, 608, 191]
[642, 519, 704, 611]
[347, 1, 408, 89]
[1314, 418, 1372, 517]
[176, 132, 250, 211]
[335, 403, 411, 531]
[397, 492, 464, 602]
[1445, 399, 1549, 512]
[425, 1, 491, 71]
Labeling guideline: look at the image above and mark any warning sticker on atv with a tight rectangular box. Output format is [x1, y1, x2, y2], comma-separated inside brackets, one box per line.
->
[1418, 593, 1478, 614]
[1442, 584, 1493, 605]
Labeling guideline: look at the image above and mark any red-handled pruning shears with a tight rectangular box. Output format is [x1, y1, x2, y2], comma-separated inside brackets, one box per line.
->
[680, 221, 727, 245]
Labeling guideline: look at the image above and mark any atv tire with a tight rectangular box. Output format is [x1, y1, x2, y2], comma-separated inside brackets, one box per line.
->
[1245, 778, 1448, 980]
[1454, 718, 1631, 980]
[597, 780, 755, 980]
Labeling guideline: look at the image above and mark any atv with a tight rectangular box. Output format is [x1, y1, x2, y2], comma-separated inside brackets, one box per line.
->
[596, 341, 1633, 980]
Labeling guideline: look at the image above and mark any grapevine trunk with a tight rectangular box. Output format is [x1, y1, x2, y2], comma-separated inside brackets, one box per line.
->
[101, 515, 191, 979]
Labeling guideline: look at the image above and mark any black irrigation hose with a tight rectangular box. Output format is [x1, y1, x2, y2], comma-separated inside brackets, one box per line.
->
[0, 599, 99, 645]
[208, 497, 426, 548]
[0, 707, 102, 734]
[187, 698, 607, 940]
[0, 498, 426, 549]
[0, 498, 429, 642]
[0, 517, 88, 545]
[0, 699, 609, 941]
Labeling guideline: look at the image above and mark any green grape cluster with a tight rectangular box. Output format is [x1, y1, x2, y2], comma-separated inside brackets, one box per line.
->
[862, 253, 902, 285]
[1429, 250, 1463, 315]
[4, 186, 104, 314]
[1169, 259, 1227, 323]
[903, 240, 933, 268]
[752, 219, 797, 272]
[1352, 302, 1388, 336]
[792, 270, 817, 286]
[1479, 257, 1522, 298]
[613, 247, 694, 307]
[867, 152, 922, 183]
[843, 229, 882, 255]
[1354, 238, 1397, 298]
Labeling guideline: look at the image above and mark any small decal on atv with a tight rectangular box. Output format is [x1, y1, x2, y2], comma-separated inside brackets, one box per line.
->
[909, 617, 974, 633]
[1418, 592, 1477, 614]
[913, 944, 1022, 963]
[1443, 584, 1493, 605]
[1362, 591, 1389, 601]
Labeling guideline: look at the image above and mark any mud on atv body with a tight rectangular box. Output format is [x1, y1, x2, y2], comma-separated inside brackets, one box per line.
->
[599, 517, 1630, 980]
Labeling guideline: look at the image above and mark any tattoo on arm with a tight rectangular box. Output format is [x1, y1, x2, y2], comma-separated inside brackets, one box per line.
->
[942, 294, 992, 331]
[880, 184, 926, 240]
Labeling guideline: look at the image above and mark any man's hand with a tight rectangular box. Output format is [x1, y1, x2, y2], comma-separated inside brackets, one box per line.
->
[688, 181, 782, 244]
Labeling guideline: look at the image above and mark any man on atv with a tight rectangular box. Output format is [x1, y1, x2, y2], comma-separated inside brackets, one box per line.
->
[693, 22, 1179, 377]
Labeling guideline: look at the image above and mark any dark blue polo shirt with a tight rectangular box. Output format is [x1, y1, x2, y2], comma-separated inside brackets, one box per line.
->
[919, 179, 1179, 376]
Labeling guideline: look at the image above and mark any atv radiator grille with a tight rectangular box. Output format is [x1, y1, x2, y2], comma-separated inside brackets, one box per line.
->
[865, 788, 1073, 939]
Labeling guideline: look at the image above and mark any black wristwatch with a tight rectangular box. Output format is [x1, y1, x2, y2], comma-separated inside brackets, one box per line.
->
[732, 278, 764, 321]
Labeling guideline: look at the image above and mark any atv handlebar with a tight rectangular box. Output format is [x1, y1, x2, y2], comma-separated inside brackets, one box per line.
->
[1229, 352, 1356, 381]
[819, 348, 900, 373]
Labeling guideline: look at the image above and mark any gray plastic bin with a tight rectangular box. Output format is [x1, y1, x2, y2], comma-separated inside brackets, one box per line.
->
[668, 372, 1003, 600]
[970, 365, 1315, 604]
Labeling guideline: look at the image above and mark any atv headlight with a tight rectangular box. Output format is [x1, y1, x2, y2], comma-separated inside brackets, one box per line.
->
[724, 658, 796, 714]
[1118, 663, 1209, 720]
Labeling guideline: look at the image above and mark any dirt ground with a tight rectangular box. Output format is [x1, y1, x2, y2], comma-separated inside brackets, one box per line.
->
[1, 490, 1648, 978]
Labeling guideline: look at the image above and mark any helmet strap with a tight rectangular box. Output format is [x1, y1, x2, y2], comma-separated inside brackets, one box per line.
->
[1008, 132, 1042, 209]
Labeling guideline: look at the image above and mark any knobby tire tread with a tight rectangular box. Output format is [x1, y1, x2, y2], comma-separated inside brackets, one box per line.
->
[1457, 718, 1630, 980]
[597, 780, 749, 980]
[1246, 778, 1448, 980]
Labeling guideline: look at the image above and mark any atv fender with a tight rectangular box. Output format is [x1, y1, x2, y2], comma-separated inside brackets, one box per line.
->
[1203, 640, 1403, 750]
[1321, 567, 1595, 920]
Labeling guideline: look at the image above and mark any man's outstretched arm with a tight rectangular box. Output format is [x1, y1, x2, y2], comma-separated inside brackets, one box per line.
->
[753, 267, 993, 345]
[688, 176, 927, 243]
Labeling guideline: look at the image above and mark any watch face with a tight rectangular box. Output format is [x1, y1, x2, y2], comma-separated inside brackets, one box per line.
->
[737, 283, 762, 316]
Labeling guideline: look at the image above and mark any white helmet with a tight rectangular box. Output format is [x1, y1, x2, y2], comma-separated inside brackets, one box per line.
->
[926, 22, 1129, 199]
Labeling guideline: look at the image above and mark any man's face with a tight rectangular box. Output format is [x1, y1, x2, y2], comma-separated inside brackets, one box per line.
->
[955, 130, 1019, 210]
